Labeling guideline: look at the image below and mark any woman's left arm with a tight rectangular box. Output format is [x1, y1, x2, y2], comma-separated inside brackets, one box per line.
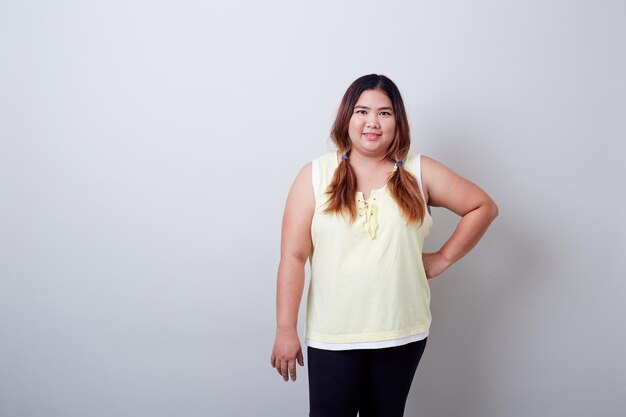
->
[420, 155, 499, 279]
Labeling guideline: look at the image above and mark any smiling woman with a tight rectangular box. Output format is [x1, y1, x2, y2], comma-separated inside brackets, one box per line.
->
[349, 90, 396, 155]
[270, 74, 499, 417]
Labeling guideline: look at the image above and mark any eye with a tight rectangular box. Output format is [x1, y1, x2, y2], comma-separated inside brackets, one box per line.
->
[380, 111, 392, 116]
[355, 109, 366, 115]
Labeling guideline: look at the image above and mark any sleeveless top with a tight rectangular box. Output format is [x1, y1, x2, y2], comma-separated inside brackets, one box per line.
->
[305, 152, 433, 350]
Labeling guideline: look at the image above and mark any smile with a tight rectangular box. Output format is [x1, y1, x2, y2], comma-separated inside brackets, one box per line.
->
[363, 133, 382, 140]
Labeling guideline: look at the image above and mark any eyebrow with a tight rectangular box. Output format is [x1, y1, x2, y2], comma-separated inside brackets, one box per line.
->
[354, 105, 393, 111]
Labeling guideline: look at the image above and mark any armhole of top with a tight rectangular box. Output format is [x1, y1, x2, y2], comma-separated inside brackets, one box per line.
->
[414, 153, 425, 198]
[415, 153, 432, 217]
[311, 158, 319, 200]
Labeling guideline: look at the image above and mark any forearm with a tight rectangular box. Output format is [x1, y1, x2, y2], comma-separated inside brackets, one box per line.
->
[275, 255, 306, 331]
[438, 203, 498, 266]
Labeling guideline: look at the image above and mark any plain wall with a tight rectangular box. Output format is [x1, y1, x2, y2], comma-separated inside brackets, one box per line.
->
[1, 1, 625, 416]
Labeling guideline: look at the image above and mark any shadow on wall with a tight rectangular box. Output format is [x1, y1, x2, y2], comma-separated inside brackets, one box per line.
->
[407, 211, 545, 417]
[404, 122, 552, 416]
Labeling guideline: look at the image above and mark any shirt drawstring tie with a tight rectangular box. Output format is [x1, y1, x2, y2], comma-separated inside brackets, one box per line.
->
[365, 203, 378, 239]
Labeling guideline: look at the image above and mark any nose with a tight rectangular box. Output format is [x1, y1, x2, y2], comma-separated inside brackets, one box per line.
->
[366, 113, 380, 128]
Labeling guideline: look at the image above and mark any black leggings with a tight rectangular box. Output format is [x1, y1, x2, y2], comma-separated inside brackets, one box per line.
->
[307, 338, 427, 417]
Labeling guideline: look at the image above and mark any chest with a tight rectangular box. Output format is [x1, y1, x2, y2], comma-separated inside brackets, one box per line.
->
[354, 167, 395, 200]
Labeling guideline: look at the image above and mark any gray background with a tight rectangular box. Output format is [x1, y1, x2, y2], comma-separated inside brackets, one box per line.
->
[1, 1, 625, 416]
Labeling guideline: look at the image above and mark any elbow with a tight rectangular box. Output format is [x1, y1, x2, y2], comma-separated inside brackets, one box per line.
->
[280, 251, 309, 266]
[486, 200, 499, 220]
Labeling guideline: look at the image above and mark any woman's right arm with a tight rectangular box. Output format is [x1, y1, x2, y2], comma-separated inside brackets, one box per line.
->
[270, 162, 315, 382]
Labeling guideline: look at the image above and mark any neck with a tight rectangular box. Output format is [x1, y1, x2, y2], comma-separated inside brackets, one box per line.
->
[347, 150, 389, 168]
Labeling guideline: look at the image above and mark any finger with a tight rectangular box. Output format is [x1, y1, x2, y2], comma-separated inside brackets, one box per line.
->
[297, 351, 304, 366]
[280, 361, 289, 381]
[289, 360, 297, 381]
[270, 352, 276, 368]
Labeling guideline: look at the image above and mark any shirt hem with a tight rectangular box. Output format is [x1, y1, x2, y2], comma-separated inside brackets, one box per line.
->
[305, 324, 431, 344]
[306, 330, 429, 350]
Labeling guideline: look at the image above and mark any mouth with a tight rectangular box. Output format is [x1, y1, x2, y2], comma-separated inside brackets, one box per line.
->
[363, 132, 382, 140]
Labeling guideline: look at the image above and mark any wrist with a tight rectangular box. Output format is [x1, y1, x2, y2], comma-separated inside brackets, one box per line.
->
[276, 325, 298, 334]
[437, 250, 454, 268]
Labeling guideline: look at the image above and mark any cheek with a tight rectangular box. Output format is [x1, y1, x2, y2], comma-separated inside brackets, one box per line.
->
[348, 118, 362, 133]
[384, 121, 396, 135]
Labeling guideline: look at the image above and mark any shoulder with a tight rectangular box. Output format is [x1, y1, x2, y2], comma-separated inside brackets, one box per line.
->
[403, 153, 436, 176]
[417, 154, 451, 202]
[293, 161, 312, 186]
[283, 161, 315, 220]
[296, 151, 338, 187]
[293, 150, 337, 183]
[315, 150, 340, 167]
[420, 154, 451, 179]
[405, 152, 424, 166]
[420, 153, 460, 184]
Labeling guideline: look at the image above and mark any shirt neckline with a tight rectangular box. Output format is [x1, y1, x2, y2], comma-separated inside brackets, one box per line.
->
[333, 151, 391, 200]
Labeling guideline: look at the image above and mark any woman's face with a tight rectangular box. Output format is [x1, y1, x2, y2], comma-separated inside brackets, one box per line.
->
[348, 89, 396, 158]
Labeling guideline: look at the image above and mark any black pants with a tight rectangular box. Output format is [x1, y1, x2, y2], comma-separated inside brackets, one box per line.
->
[307, 338, 427, 417]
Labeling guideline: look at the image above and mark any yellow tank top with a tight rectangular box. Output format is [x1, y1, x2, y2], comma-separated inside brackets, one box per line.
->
[305, 151, 433, 344]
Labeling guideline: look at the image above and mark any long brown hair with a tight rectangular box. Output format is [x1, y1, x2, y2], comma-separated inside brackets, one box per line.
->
[324, 74, 426, 224]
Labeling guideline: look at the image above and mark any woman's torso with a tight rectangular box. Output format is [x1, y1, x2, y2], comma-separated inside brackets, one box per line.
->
[304, 151, 433, 349]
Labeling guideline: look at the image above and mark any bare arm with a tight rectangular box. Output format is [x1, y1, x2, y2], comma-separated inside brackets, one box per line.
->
[270, 162, 315, 381]
[421, 155, 499, 278]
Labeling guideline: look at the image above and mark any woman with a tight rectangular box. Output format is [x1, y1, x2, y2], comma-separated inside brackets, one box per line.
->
[270, 74, 498, 417]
